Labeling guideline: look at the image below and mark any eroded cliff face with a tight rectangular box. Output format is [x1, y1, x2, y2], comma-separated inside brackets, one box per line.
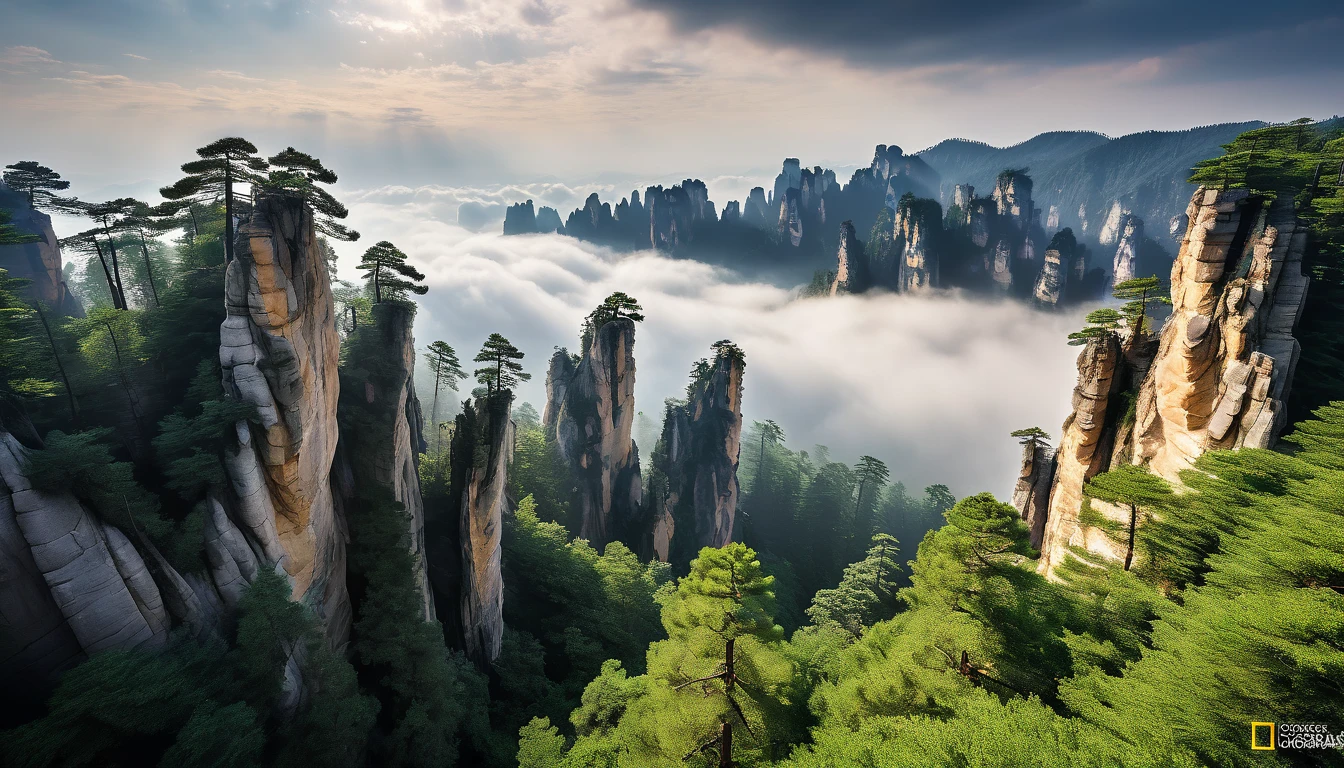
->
[1131, 189, 1307, 476]
[896, 196, 941, 292]
[1036, 335, 1125, 576]
[828, 221, 865, 295]
[0, 432, 168, 675]
[544, 318, 641, 547]
[645, 348, 744, 565]
[0, 182, 82, 316]
[1112, 215, 1144, 286]
[447, 393, 512, 667]
[1034, 187, 1310, 576]
[219, 193, 350, 640]
[1011, 441, 1056, 549]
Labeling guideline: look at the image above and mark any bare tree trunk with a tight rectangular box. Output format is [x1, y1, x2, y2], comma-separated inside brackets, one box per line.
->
[34, 303, 78, 426]
[1124, 503, 1137, 571]
[138, 231, 161, 307]
[92, 240, 123, 310]
[721, 637, 735, 767]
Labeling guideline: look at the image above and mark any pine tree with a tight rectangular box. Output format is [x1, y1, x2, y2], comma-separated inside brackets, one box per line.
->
[263, 147, 360, 242]
[474, 333, 529, 393]
[0, 209, 39, 245]
[356, 241, 427, 304]
[424, 340, 466, 451]
[638, 544, 791, 766]
[78, 198, 141, 310]
[1111, 277, 1170, 340]
[1067, 308, 1122, 346]
[1083, 464, 1173, 571]
[806, 533, 901, 635]
[160, 137, 268, 264]
[851, 455, 890, 543]
[2, 161, 70, 209]
[1010, 426, 1051, 448]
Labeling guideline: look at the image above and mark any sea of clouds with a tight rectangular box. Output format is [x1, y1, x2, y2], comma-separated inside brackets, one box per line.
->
[340, 188, 1087, 499]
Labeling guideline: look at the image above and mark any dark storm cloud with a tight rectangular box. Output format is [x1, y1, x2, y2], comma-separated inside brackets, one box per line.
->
[630, 0, 1343, 70]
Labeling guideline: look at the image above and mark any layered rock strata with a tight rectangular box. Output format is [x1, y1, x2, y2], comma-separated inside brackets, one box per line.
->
[1035, 187, 1310, 576]
[447, 393, 512, 667]
[219, 193, 350, 639]
[543, 318, 642, 548]
[645, 345, 744, 565]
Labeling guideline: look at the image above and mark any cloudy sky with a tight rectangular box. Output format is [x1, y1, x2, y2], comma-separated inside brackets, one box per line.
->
[2, 0, 1340, 197]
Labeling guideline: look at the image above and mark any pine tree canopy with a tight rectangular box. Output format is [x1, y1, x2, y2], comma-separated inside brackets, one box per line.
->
[1010, 426, 1051, 446]
[2, 160, 70, 209]
[474, 332, 529, 393]
[263, 147, 358, 242]
[356, 240, 427, 303]
[1067, 308, 1122, 345]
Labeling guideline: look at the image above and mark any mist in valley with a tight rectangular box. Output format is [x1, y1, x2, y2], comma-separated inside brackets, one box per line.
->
[341, 193, 1086, 499]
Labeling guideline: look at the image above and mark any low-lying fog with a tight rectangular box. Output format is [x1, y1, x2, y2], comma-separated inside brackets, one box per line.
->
[341, 196, 1087, 499]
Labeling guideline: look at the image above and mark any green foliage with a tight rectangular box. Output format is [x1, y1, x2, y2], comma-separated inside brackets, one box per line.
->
[1067, 308, 1121, 346]
[517, 717, 567, 768]
[805, 533, 901, 636]
[1010, 426, 1051, 446]
[346, 487, 492, 767]
[583, 291, 645, 347]
[1111, 276, 1170, 338]
[0, 208, 39, 244]
[784, 690, 1193, 767]
[1061, 402, 1344, 766]
[1082, 464, 1173, 572]
[160, 137, 268, 264]
[24, 428, 200, 571]
[159, 701, 265, 768]
[503, 495, 666, 704]
[357, 240, 428, 304]
[3, 161, 70, 209]
[473, 332, 529, 393]
[262, 146, 359, 242]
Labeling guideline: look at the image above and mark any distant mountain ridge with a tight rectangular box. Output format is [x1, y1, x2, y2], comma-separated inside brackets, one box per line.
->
[916, 122, 1265, 238]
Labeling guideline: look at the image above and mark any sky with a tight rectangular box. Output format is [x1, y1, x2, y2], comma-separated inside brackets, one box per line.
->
[2, 0, 1341, 198]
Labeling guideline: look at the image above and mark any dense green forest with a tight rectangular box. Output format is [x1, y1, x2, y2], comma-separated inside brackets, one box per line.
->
[1, 119, 1342, 767]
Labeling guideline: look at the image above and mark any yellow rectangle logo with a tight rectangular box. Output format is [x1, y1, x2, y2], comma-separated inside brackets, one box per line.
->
[1251, 722, 1275, 751]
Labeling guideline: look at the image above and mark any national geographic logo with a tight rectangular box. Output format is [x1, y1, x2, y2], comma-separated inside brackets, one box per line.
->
[1252, 721, 1344, 751]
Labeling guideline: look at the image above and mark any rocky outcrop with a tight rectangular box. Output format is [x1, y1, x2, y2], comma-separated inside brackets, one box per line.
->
[1098, 201, 1130, 246]
[1112, 215, 1144, 286]
[502, 200, 538, 235]
[348, 303, 435, 621]
[536, 206, 564, 234]
[1046, 205, 1061, 230]
[645, 344, 744, 565]
[828, 221, 865, 295]
[779, 188, 803, 247]
[543, 317, 642, 548]
[0, 432, 169, 666]
[742, 187, 771, 229]
[1131, 189, 1307, 477]
[1168, 213, 1188, 240]
[1033, 229, 1081, 307]
[1011, 441, 1056, 549]
[1037, 335, 1124, 576]
[447, 393, 512, 667]
[896, 195, 941, 292]
[1036, 187, 1310, 576]
[219, 192, 350, 640]
[0, 181, 82, 316]
[993, 171, 1034, 229]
